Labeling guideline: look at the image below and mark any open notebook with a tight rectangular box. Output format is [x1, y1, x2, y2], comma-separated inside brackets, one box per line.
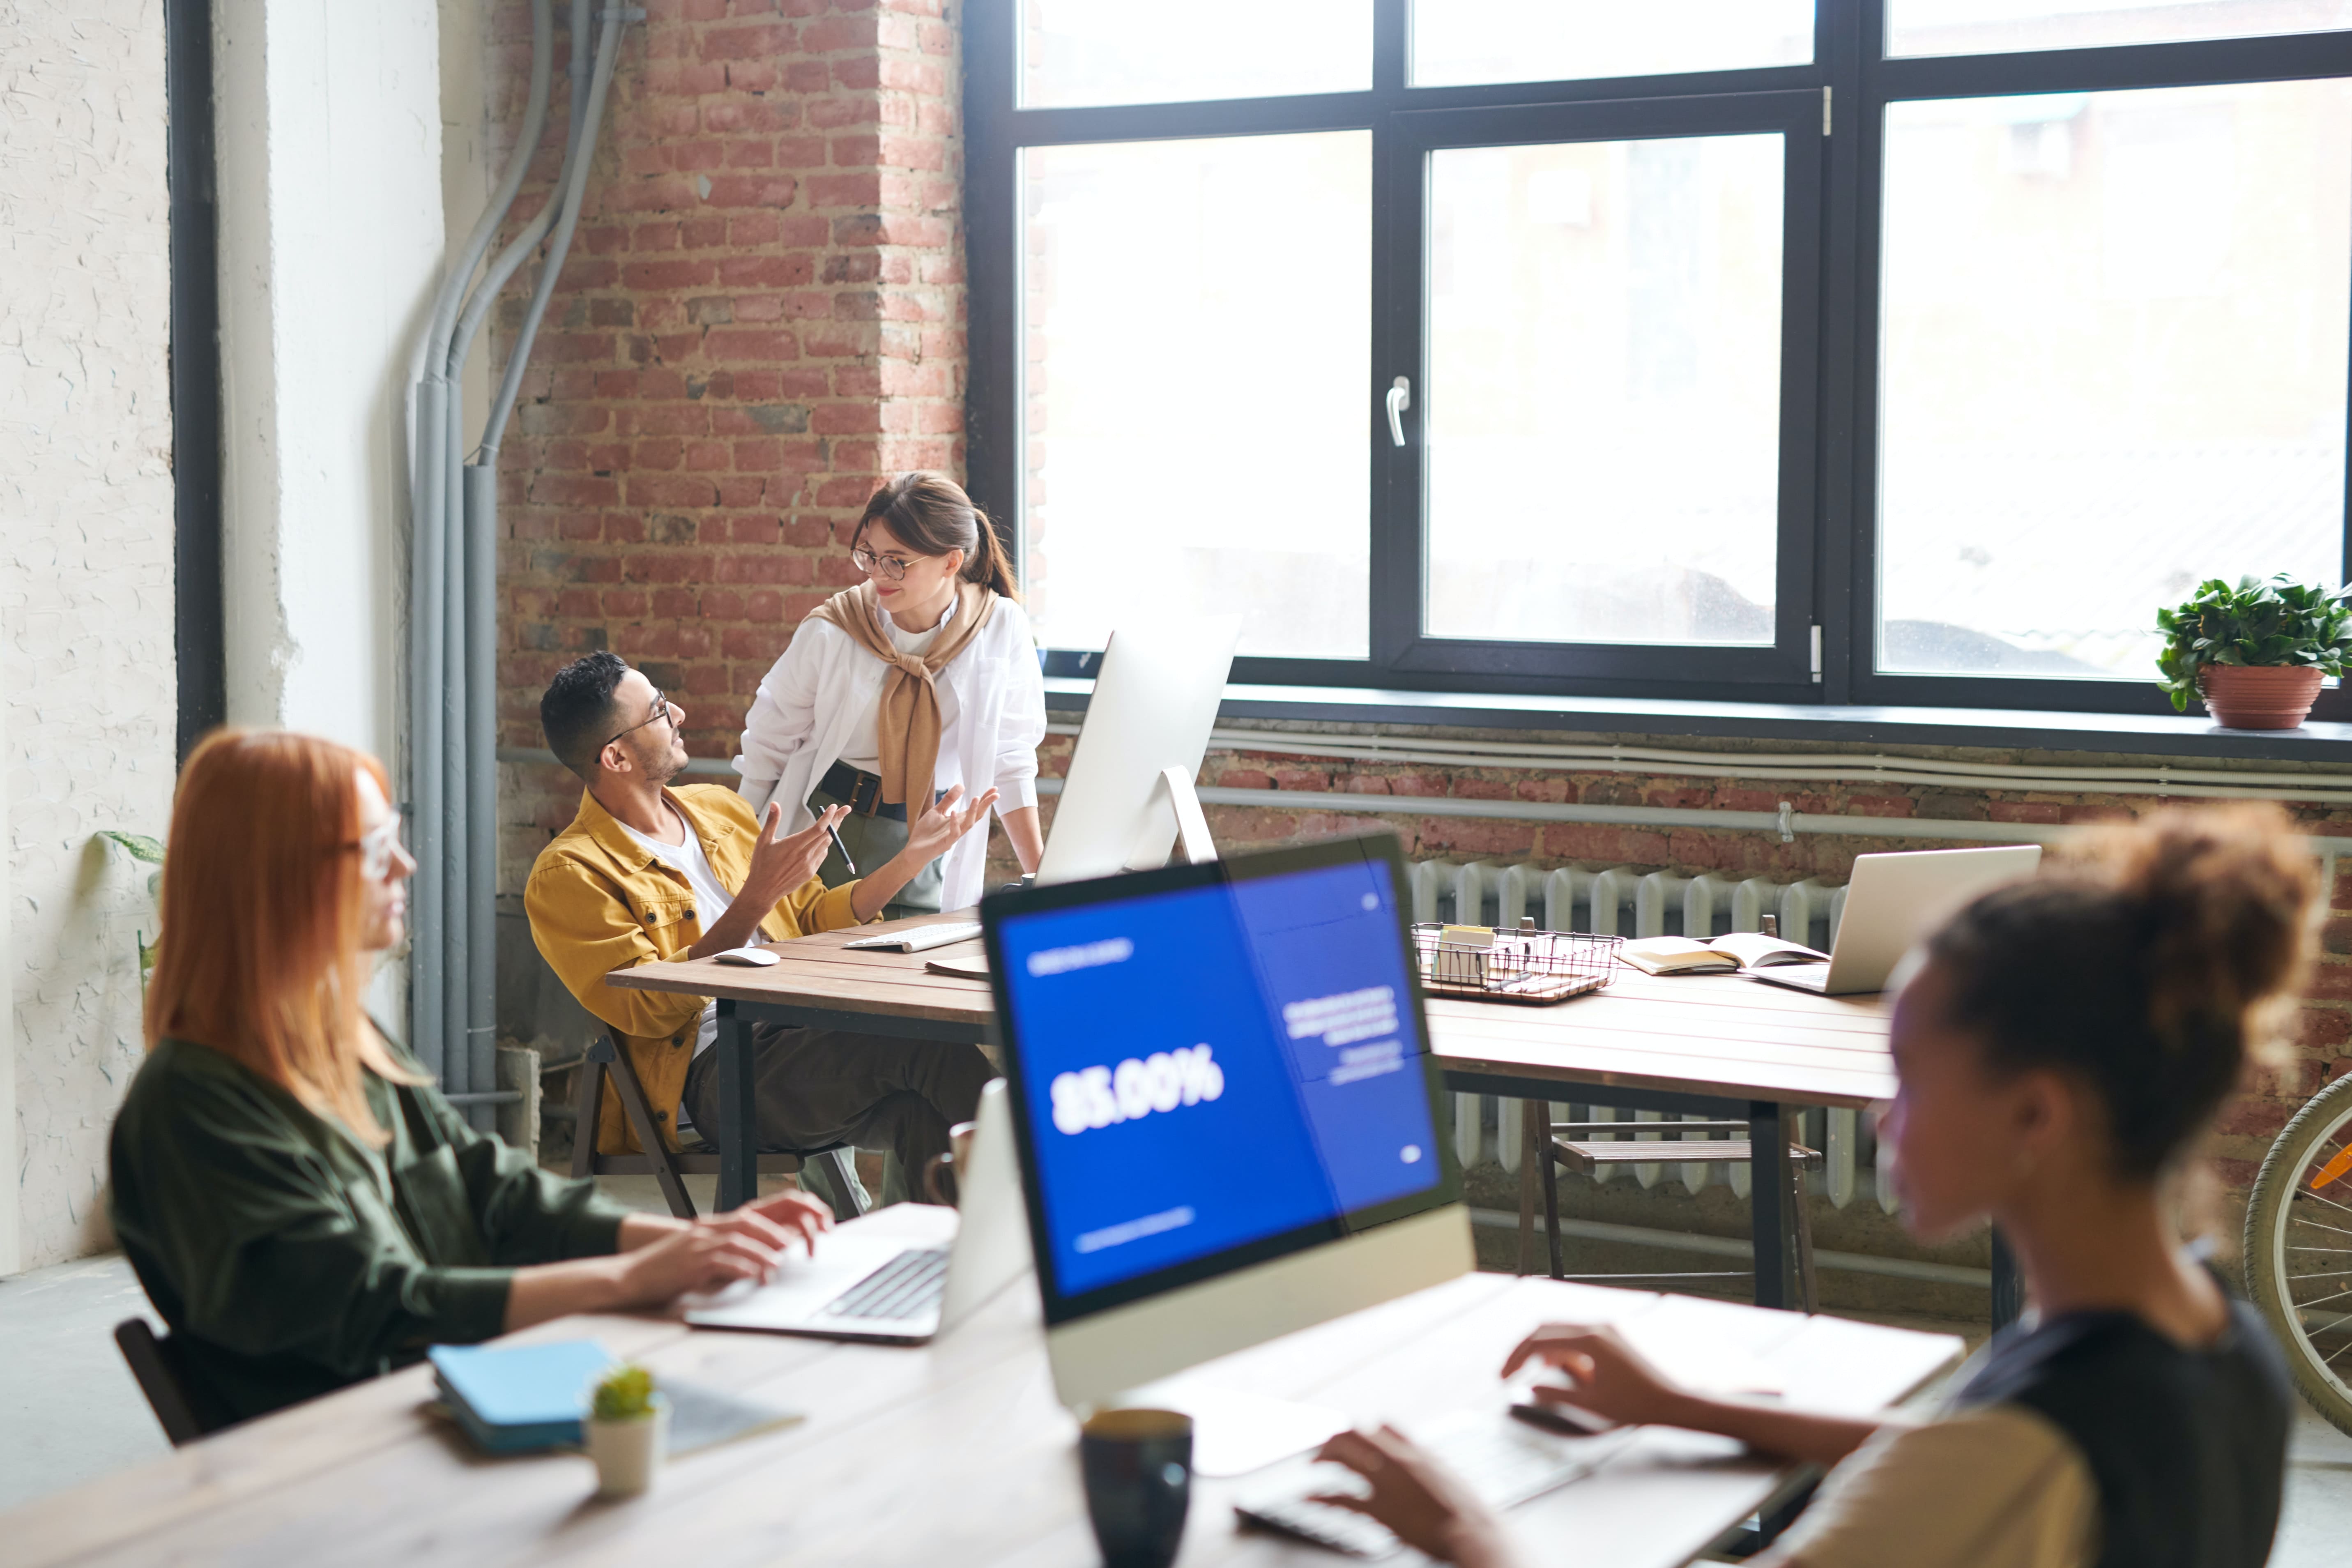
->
[1617, 932, 1827, 976]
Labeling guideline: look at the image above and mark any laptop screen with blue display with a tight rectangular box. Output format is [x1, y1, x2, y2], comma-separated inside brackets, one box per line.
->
[985, 841, 1448, 1306]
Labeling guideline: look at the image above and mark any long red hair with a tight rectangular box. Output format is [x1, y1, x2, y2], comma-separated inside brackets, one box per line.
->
[143, 729, 418, 1144]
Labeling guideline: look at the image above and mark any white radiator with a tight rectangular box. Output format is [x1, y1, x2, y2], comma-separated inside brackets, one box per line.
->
[1414, 857, 1892, 1213]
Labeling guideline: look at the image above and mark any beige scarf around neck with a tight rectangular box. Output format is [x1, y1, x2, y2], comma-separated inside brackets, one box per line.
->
[810, 579, 998, 807]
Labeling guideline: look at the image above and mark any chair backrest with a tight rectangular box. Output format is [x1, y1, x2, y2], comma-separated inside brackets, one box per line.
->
[114, 1317, 207, 1446]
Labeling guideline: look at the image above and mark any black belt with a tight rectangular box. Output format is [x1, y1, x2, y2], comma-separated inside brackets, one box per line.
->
[818, 760, 943, 822]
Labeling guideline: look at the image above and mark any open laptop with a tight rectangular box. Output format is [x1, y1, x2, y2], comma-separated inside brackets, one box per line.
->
[682, 1079, 1032, 1343]
[1746, 845, 2042, 996]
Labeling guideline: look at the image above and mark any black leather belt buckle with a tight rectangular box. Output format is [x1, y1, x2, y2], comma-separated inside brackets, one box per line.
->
[849, 770, 882, 817]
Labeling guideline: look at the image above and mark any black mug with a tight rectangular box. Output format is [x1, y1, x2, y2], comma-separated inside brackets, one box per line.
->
[1079, 1408, 1193, 1568]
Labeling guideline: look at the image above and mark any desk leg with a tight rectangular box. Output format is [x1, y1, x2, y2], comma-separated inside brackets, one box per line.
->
[716, 1000, 756, 1212]
[1517, 1099, 1540, 1277]
[1749, 1101, 1789, 1310]
[1991, 1226, 2025, 1329]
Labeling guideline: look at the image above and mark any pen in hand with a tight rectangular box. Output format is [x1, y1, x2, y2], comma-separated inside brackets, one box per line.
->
[824, 819, 856, 875]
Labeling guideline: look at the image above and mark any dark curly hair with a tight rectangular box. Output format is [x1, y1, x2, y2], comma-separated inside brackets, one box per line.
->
[1924, 804, 2315, 1181]
[539, 650, 632, 779]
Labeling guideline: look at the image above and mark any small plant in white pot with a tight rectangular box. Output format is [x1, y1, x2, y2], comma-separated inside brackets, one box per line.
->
[585, 1364, 668, 1499]
[2156, 573, 2352, 730]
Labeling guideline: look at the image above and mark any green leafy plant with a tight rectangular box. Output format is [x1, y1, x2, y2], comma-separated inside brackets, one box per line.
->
[99, 831, 167, 983]
[590, 1364, 657, 1422]
[2155, 573, 2352, 712]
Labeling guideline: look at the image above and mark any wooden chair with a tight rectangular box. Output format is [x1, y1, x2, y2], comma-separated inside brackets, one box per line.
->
[569, 1035, 868, 1219]
[1533, 1117, 1825, 1313]
[114, 1318, 212, 1446]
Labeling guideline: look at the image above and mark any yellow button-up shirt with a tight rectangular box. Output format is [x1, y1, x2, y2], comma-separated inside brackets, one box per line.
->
[525, 783, 864, 1153]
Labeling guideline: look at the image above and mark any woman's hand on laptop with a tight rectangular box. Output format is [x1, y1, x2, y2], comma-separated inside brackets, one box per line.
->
[742, 1186, 833, 1249]
[1502, 1323, 1689, 1429]
[1308, 1425, 1519, 1568]
[610, 1196, 832, 1305]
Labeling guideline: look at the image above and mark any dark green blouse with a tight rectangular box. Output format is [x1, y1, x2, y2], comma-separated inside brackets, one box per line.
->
[108, 1035, 631, 1427]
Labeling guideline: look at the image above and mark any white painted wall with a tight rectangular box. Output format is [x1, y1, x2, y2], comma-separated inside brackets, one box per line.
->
[0, 0, 179, 1272]
[215, 0, 442, 767]
[215, 0, 446, 1043]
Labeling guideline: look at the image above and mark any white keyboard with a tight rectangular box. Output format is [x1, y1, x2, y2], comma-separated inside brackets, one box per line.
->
[843, 921, 985, 954]
[1234, 1410, 1633, 1559]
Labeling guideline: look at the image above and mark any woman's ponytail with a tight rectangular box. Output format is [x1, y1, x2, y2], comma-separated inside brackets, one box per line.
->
[852, 472, 1022, 604]
[962, 500, 1021, 602]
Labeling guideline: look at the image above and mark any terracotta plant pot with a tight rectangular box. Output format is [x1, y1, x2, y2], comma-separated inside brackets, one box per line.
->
[2198, 665, 2324, 730]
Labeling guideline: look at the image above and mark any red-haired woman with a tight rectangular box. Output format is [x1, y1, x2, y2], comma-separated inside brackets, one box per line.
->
[109, 729, 832, 1430]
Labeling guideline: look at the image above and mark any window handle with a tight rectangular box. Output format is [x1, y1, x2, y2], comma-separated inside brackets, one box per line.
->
[1385, 375, 1412, 447]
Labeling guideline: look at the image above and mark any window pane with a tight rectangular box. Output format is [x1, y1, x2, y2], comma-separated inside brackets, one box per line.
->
[1023, 134, 1372, 658]
[1412, 1, 1813, 88]
[1889, 0, 2352, 57]
[1877, 81, 2351, 679]
[1425, 136, 1786, 645]
[1022, 0, 1371, 109]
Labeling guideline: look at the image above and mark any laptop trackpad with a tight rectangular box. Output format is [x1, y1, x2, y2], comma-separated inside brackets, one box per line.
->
[684, 1235, 912, 1329]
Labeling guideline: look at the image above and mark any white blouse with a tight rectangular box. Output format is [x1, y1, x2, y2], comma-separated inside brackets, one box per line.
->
[732, 595, 1047, 913]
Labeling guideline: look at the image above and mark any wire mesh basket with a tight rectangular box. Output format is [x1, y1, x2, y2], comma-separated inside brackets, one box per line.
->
[1410, 921, 1623, 1005]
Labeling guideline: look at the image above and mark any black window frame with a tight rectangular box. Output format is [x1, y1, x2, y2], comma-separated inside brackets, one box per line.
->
[965, 0, 2352, 718]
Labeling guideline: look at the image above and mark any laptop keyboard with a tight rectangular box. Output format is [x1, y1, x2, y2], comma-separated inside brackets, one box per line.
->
[821, 1247, 950, 1322]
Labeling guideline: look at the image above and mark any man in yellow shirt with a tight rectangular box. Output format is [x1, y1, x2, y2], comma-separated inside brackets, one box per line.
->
[525, 652, 999, 1208]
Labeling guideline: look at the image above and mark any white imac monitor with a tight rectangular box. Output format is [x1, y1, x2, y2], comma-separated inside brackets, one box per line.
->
[979, 835, 1472, 1418]
[1033, 615, 1243, 885]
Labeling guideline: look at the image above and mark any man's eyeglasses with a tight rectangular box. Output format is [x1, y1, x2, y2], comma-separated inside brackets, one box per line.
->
[598, 689, 679, 754]
[851, 547, 916, 582]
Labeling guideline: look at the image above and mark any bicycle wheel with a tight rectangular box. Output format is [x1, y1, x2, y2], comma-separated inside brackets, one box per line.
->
[2244, 1069, 2352, 1436]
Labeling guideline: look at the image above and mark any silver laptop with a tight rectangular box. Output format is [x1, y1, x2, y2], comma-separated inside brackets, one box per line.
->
[1747, 845, 2042, 997]
[683, 1079, 1032, 1344]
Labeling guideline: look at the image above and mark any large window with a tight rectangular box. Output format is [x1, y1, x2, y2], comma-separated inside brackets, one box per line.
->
[967, 2, 2352, 715]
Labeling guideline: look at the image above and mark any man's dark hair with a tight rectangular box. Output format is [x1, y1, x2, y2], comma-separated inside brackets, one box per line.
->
[541, 651, 632, 779]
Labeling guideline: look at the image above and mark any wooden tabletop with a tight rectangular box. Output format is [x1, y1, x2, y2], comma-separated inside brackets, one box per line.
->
[5, 1204, 1961, 1568]
[609, 914, 1897, 1111]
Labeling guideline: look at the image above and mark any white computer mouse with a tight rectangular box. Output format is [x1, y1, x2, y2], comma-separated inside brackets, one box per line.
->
[714, 946, 780, 967]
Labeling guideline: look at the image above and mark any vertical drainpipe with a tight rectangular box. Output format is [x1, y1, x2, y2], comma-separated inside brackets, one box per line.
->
[462, 3, 635, 1123]
[410, 382, 448, 1087]
[412, 0, 555, 1100]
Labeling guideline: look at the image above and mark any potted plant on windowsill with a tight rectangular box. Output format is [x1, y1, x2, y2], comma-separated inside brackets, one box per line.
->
[584, 1363, 668, 1500]
[2156, 574, 2352, 730]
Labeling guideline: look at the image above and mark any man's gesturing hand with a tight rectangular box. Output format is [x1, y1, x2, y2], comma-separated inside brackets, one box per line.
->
[740, 801, 848, 911]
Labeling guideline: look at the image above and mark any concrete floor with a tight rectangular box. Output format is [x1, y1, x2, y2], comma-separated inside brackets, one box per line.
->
[5, 1249, 2350, 1563]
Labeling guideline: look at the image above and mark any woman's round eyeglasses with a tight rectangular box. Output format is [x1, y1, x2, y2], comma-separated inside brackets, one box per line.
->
[851, 547, 917, 582]
[351, 813, 408, 880]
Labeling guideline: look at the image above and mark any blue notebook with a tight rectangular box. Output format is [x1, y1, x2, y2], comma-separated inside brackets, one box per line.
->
[430, 1340, 614, 1455]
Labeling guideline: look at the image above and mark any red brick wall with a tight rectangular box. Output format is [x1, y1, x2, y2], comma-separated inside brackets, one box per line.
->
[488, 0, 964, 774]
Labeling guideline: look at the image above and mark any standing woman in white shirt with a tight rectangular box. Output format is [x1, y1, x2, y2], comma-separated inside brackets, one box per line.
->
[736, 473, 1047, 917]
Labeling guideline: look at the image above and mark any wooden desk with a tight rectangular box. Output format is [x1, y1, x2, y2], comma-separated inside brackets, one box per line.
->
[4, 1203, 1963, 1568]
[609, 916, 1899, 1312]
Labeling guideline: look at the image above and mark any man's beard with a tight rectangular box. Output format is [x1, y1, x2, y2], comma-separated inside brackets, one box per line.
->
[634, 737, 687, 787]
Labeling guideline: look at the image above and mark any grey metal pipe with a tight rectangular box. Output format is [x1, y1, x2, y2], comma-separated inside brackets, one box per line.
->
[568, 0, 590, 142]
[443, 390, 473, 1114]
[445, 5, 603, 386]
[408, 381, 449, 1087]
[464, 463, 501, 1129]
[439, 4, 633, 1126]
[410, 0, 553, 1087]
[482, 7, 626, 458]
